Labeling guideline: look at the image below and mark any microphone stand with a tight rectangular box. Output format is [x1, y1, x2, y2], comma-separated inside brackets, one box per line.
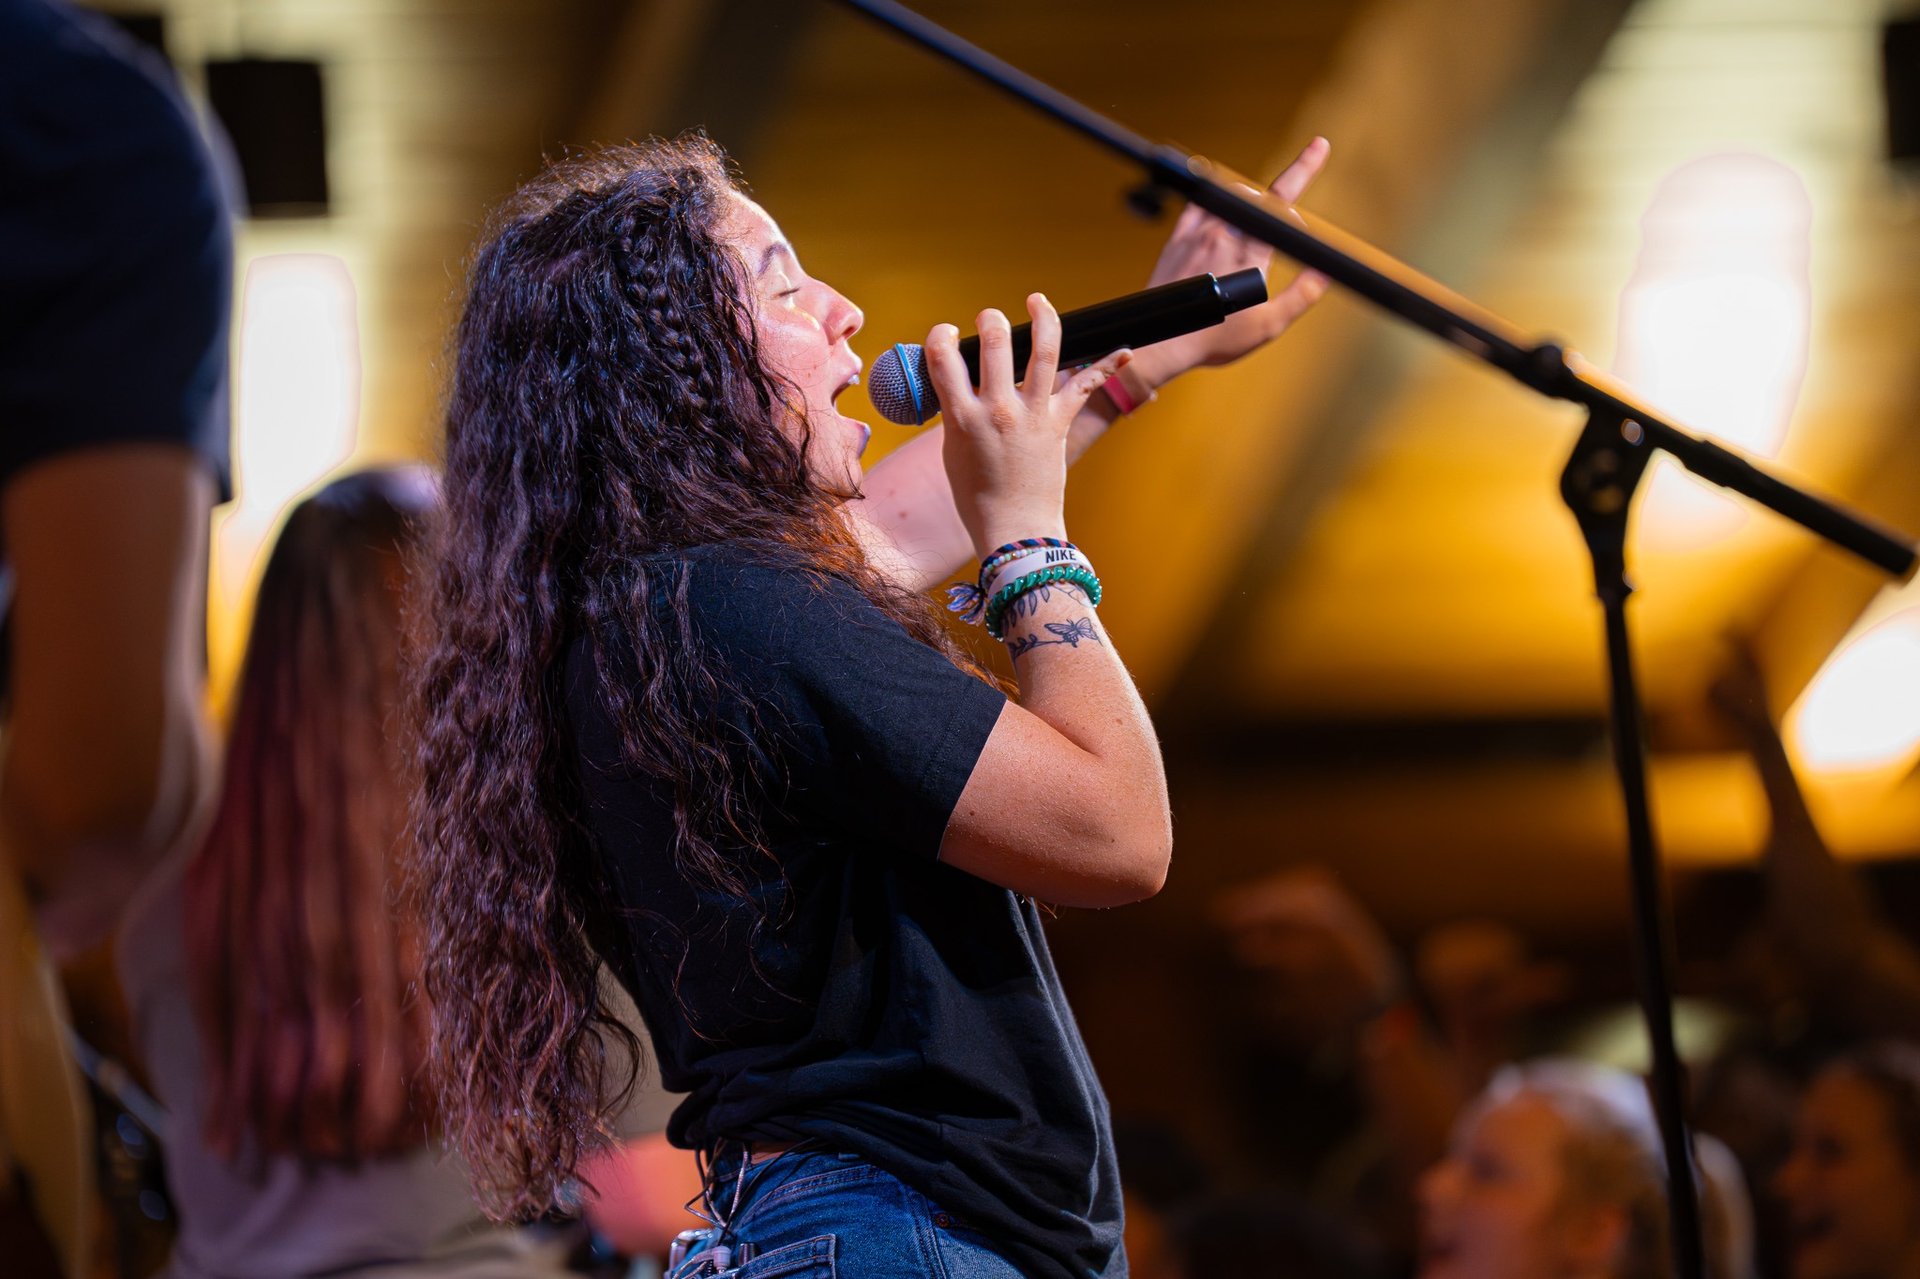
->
[831, 2, 1920, 1275]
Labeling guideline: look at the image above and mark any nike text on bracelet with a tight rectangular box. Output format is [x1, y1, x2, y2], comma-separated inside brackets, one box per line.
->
[981, 546, 1093, 603]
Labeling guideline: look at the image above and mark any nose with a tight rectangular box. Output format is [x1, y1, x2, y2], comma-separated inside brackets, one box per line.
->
[827, 286, 863, 344]
[1417, 1158, 1458, 1213]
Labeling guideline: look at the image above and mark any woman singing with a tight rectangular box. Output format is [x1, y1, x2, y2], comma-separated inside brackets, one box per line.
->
[411, 133, 1327, 1279]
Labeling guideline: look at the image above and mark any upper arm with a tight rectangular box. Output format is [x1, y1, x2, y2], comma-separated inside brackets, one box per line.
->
[937, 700, 1171, 909]
[2, 444, 215, 876]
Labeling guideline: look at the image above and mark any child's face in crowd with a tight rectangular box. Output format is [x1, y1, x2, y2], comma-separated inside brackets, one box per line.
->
[1419, 1093, 1622, 1279]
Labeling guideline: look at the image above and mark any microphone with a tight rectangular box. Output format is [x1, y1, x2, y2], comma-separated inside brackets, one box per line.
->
[865, 268, 1268, 426]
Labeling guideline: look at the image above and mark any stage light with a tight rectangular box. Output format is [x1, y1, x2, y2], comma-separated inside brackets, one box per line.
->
[209, 251, 363, 704]
[1788, 607, 1920, 778]
[234, 252, 361, 518]
[1613, 155, 1811, 549]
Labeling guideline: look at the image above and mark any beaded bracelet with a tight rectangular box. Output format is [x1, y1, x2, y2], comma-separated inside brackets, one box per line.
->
[947, 537, 1082, 625]
[984, 564, 1104, 641]
[981, 546, 1093, 603]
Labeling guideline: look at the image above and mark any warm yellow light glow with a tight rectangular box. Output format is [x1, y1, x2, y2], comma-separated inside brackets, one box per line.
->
[1614, 155, 1811, 549]
[1788, 608, 1920, 779]
[210, 253, 363, 707]
[234, 253, 361, 515]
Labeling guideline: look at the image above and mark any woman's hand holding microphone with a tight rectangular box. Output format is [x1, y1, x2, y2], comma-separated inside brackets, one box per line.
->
[925, 293, 1131, 562]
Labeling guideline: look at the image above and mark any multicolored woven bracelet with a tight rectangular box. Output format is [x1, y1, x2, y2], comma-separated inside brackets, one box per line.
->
[979, 536, 1072, 569]
[984, 564, 1104, 640]
[948, 537, 1083, 625]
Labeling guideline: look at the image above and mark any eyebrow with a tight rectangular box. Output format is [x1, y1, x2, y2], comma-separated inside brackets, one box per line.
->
[757, 241, 796, 277]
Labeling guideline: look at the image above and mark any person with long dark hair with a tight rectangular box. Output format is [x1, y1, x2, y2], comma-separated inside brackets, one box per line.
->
[117, 470, 581, 1278]
[410, 133, 1328, 1279]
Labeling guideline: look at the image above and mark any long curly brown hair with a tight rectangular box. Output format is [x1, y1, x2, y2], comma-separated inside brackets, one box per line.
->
[408, 136, 977, 1219]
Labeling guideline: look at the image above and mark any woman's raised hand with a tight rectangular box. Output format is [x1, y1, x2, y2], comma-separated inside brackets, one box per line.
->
[927, 292, 1131, 558]
[1126, 136, 1332, 390]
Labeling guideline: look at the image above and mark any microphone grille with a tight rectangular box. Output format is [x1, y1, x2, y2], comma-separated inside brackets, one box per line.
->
[867, 343, 938, 426]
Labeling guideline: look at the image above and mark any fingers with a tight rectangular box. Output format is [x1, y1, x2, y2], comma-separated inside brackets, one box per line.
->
[1022, 293, 1062, 405]
[1056, 348, 1133, 419]
[923, 322, 972, 423]
[975, 307, 1015, 402]
[1265, 268, 1331, 328]
[1269, 135, 1330, 206]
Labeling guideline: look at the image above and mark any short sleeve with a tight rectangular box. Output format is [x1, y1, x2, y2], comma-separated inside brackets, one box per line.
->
[686, 557, 1007, 861]
[0, 2, 233, 493]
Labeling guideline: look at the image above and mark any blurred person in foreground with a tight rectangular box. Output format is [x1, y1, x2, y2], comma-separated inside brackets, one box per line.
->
[2, 0, 230, 1271]
[1772, 1043, 1920, 1279]
[1419, 1059, 1752, 1279]
[117, 470, 696, 1277]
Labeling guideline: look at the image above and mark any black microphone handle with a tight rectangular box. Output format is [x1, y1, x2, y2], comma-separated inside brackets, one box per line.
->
[955, 268, 1263, 381]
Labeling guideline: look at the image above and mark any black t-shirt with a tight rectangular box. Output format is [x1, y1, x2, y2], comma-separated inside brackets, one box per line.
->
[0, 0, 232, 491]
[564, 543, 1126, 1279]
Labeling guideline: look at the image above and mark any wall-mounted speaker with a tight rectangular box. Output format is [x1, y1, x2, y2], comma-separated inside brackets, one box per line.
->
[205, 58, 329, 216]
[1886, 14, 1920, 164]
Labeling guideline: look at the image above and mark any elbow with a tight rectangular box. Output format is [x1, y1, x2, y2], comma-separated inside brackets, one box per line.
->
[3, 738, 206, 882]
[1085, 824, 1171, 908]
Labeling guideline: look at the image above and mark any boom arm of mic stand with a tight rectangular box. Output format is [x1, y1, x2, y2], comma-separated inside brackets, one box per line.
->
[832, 0, 1919, 582]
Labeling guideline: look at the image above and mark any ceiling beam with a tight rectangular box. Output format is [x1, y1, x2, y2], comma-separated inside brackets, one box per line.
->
[568, 0, 815, 164]
[1153, 0, 1637, 730]
[1055, 0, 1636, 709]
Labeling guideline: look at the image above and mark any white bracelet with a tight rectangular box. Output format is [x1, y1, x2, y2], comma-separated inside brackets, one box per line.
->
[981, 545, 1094, 602]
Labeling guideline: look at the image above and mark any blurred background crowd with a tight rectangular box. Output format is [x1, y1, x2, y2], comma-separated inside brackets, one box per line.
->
[5, 0, 1920, 1277]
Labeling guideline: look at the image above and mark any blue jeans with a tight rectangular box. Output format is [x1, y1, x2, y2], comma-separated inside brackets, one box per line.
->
[667, 1148, 1023, 1279]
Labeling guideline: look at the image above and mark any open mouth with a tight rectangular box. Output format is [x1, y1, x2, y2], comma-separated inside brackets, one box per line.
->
[830, 369, 862, 414]
[829, 370, 870, 454]
[1790, 1213, 1837, 1249]
[1417, 1232, 1458, 1272]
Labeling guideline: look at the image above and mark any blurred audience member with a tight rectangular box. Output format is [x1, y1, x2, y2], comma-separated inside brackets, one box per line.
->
[1216, 867, 1572, 1253]
[3, 1, 231, 1271]
[114, 471, 624, 1277]
[1773, 1043, 1920, 1279]
[1712, 646, 1920, 1042]
[1173, 1190, 1389, 1279]
[1419, 1059, 1752, 1279]
[1417, 918, 1568, 1096]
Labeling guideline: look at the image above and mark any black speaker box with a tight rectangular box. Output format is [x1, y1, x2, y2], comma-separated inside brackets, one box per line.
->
[205, 58, 329, 216]
[1887, 14, 1920, 163]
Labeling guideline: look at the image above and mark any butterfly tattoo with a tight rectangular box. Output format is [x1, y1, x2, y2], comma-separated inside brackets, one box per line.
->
[1007, 616, 1101, 661]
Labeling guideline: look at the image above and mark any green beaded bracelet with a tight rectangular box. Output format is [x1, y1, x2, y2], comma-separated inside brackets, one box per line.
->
[984, 564, 1104, 640]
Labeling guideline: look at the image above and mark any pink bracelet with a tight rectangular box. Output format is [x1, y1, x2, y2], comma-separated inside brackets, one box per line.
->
[1102, 375, 1142, 416]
